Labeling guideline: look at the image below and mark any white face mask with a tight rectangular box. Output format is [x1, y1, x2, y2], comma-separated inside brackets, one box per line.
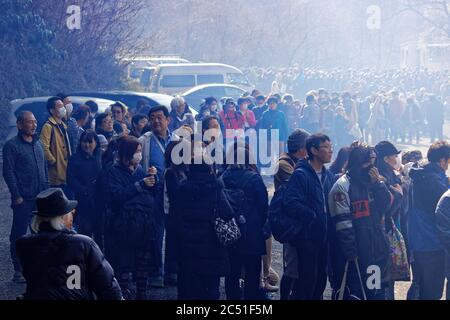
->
[133, 152, 143, 163]
[393, 156, 402, 171]
[65, 103, 73, 116]
[58, 107, 67, 118]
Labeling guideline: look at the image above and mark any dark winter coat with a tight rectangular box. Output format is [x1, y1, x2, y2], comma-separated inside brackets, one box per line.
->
[2, 134, 48, 202]
[16, 224, 122, 300]
[67, 150, 102, 224]
[409, 162, 449, 251]
[436, 190, 450, 252]
[283, 159, 334, 244]
[328, 175, 393, 284]
[105, 163, 156, 271]
[258, 109, 289, 141]
[173, 170, 234, 276]
[221, 168, 268, 256]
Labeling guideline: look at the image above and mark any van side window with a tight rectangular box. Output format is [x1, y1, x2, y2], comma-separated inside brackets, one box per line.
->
[227, 73, 250, 86]
[197, 74, 224, 85]
[160, 75, 195, 88]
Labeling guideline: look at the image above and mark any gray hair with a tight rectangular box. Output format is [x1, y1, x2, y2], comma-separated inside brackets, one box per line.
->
[171, 96, 185, 110]
[30, 215, 65, 233]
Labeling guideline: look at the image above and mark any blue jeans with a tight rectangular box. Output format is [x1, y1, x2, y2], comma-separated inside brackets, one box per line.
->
[10, 200, 35, 272]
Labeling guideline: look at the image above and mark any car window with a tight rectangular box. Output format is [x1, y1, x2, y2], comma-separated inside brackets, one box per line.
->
[160, 75, 195, 88]
[227, 73, 250, 86]
[123, 96, 159, 109]
[224, 87, 245, 98]
[197, 74, 224, 85]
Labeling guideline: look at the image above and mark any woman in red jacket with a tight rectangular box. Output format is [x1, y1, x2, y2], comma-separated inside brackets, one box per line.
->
[219, 98, 246, 139]
[238, 97, 257, 131]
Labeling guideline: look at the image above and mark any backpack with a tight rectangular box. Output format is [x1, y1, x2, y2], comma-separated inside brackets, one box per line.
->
[269, 155, 303, 244]
[220, 170, 256, 241]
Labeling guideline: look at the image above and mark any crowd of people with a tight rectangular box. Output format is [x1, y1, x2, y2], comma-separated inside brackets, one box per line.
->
[2, 67, 450, 300]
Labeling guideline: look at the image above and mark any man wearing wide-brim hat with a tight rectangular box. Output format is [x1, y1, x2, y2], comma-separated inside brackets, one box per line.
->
[15, 188, 123, 300]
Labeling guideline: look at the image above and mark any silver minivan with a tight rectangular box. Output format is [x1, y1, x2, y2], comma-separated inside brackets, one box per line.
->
[148, 63, 253, 94]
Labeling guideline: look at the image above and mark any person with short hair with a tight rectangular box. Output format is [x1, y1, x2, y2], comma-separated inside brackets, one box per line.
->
[283, 133, 334, 300]
[16, 188, 122, 300]
[40, 97, 72, 190]
[67, 130, 102, 238]
[110, 101, 130, 129]
[409, 141, 450, 299]
[83, 100, 99, 130]
[130, 114, 149, 138]
[275, 129, 310, 299]
[95, 112, 116, 142]
[139, 105, 179, 288]
[169, 96, 194, 132]
[3, 111, 48, 282]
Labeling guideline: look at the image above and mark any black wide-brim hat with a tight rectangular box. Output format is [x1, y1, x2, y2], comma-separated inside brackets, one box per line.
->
[33, 188, 78, 218]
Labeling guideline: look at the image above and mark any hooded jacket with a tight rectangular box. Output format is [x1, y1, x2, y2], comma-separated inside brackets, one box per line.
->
[408, 162, 449, 251]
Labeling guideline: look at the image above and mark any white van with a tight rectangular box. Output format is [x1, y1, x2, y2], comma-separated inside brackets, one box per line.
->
[148, 63, 253, 94]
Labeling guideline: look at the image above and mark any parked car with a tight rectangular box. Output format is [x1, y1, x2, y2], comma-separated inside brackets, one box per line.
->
[7, 96, 114, 140]
[181, 84, 247, 111]
[69, 90, 198, 117]
[149, 63, 253, 95]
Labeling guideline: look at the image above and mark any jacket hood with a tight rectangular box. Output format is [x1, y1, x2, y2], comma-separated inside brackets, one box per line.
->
[409, 162, 444, 182]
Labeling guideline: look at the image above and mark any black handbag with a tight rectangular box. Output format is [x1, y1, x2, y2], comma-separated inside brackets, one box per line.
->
[212, 188, 241, 246]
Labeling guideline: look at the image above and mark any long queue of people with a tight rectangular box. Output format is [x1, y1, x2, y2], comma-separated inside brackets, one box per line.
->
[3, 84, 450, 300]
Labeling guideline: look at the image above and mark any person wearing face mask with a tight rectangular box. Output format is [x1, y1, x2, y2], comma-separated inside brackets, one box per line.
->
[409, 141, 450, 300]
[40, 97, 72, 192]
[375, 141, 404, 230]
[238, 97, 257, 131]
[67, 130, 102, 238]
[218, 98, 246, 140]
[374, 141, 406, 300]
[105, 136, 157, 300]
[57, 93, 78, 154]
[329, 143, 393, 300]
[15, 188, 123, 300]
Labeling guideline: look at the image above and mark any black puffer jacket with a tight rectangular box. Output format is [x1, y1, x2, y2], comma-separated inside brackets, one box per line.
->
[221, 168, 268, 255]
[173, 170, 234, 276]
[16, 224, 122, 300]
